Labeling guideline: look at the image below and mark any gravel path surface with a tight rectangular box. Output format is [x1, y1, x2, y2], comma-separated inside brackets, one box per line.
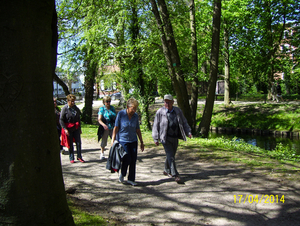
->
[61, 138, 300, 226]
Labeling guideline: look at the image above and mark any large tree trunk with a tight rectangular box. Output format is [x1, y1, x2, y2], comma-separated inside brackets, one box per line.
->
[198, 0, 222, 137]
[0, 1, 74, 225]
[224, 20, 230, 106]
[150, 0, 193, 127]
[189, 0, 199, 133]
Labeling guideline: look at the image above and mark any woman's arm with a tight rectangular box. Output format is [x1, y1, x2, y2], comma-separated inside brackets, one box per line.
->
[136, 129, 144, 152]
[111, 126, 119, 145]
[98, 114, 108, 130]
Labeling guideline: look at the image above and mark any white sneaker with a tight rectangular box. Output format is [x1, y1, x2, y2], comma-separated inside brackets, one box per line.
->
[119, 174, 124, 183]
[127, 180, 137, 186]
[100, 153, 105, 160]
[61, 149, 65, 155]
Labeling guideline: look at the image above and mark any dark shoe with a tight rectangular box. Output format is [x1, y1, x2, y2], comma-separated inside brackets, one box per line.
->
[70, 160, 75, 163]
[77, 158, 85, 163]
[163, 171, 172, 178]
[175, 176, 181, 182]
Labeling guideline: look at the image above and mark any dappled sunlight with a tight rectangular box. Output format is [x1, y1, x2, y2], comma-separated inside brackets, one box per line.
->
[61, 138, 300, 225]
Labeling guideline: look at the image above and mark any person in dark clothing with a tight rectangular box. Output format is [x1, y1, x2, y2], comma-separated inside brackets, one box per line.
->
[54, 97, 64, 154]
[276, 82, 284, 102]
[60, 94, 84, 163]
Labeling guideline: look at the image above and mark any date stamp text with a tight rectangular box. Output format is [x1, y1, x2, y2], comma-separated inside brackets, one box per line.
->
[233, 195, 285, 204]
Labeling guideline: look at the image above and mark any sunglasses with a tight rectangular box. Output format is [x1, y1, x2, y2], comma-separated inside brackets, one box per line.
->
[106, 101, 111, 103]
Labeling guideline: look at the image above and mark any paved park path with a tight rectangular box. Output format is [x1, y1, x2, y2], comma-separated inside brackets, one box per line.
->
[61, 136, 300, 226]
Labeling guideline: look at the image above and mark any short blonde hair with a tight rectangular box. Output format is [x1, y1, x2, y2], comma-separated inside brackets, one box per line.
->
[103, 95, 111, 104]
[66, 94, 76, 101]
[127, 98, 139, 108]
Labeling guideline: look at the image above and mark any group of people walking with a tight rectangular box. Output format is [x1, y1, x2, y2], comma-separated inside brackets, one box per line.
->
[55, 93, 192, 185]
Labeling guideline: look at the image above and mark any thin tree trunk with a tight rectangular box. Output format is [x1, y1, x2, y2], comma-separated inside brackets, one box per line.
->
[130, 3, 151, 130]
[53, 73, 70, 95]
[189, 0, 199, 133]
[0, 1, 74, 224]
[150, 0, 193, 127]
[224, 20, 230, 106]
[82, 64, 96, 124]
[199, 0, 222, 137]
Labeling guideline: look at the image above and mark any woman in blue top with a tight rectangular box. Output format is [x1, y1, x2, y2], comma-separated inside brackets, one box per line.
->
[111, 98, 144, 186]
[98, 96, 116, 160]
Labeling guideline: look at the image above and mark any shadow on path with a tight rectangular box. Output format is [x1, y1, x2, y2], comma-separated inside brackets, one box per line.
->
[61, 139, 300, 226]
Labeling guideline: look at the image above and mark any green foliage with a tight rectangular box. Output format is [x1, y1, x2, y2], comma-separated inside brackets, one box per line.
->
[269, 143, 300, 162]
[205, 103, 300, 131]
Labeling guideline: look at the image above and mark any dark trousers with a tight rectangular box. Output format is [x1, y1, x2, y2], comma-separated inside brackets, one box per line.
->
[57, 126, 63, 150]
[162, 137, 179, 176]
[119, 141, 137, 182]
[68, 129, 82, 161]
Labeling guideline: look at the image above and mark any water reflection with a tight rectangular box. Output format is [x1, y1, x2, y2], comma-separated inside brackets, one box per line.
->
[209, 132, 300, 154]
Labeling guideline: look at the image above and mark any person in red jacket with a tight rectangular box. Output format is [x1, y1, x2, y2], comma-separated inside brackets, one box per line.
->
[60, 94, 84, 163]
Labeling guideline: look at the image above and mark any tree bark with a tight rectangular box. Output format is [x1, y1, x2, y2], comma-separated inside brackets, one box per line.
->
[53, 73, 70, 96]
[82, 63, 96, 124]
[131, 2, 152, 130]
[198, 0, 222, 137]
[150, 0, 193, 127]
[0, 1, 74, 225]
[224, 19, 230, 106]
[189, 0, 199, 133]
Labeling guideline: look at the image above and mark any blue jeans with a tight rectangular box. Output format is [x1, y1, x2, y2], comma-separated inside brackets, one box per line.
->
[119, 141, 137, 182]
[68, 129, 82, 161]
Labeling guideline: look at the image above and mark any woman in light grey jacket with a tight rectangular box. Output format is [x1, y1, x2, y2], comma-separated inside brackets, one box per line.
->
[152, 94, 192, 183]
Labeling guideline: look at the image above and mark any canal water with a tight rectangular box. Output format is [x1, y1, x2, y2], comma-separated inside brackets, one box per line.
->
[209, 132, 300, 154]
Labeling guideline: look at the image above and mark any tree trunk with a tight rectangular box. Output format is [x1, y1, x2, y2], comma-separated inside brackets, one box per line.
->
[150, 0, 193, 127]
[189, 0, 199, 133]
[82, 64, 96, 124]
[0, 1, 74, 225]
[131, 3, 152, 130]
[198, 0, 222, 137]
[53, 73, 70, 96]
[224, 20, 230, 106]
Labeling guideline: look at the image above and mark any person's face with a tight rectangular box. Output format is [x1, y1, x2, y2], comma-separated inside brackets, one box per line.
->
[68, 99, 75, 107]
[164, 99, 174, 110]
[127, 105, 137, 116]
[104, 100, 111, 107]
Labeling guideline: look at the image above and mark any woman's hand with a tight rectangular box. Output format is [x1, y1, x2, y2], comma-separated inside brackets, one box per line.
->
[140, 142, 144, 152]
[65, 129, 69, 136]
[103, 124, 108, 130]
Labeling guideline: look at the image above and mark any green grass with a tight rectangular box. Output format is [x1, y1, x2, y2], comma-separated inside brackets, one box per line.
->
[177, 135, 299, 178]
[68, 198, 107, 225]
[229, 94, 300, 102]
[81, 123, 99, 140]
[198, 103, 300, 131]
